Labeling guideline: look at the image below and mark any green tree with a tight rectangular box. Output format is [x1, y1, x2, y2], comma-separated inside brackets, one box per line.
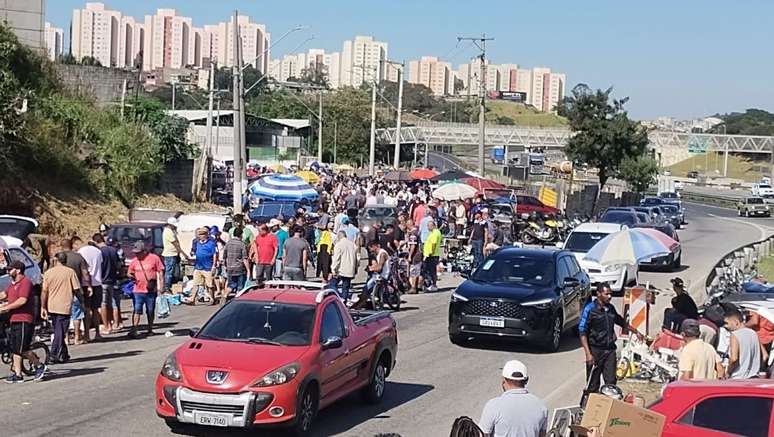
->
[299, 63, 329, 88]
[80, 56, 102, 66]
[710, 109, 774, 136]
[557, 84, 649, 195]
[124, 97, 198, 162]
[618, 155, 658, 192]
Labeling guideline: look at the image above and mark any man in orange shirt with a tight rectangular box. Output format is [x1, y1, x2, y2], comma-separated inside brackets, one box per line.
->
[746, 310, 774, 356]
[127, 241, 164, 338]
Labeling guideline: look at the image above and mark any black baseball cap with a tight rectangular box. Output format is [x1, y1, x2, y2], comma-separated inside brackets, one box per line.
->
[9, 260, 25, 273]
[670, 277, 684, 287]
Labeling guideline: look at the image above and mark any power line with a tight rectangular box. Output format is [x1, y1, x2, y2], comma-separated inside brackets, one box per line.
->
[457, 34, 494, 176]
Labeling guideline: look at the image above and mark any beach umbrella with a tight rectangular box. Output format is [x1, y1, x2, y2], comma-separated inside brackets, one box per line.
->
[248, 174, 319, 202]
[269, 164, 287, 174]
[296, 170, 320, 184]
[583, 227, 679, 266]
[462, 177, 505, 194]
[432, 182, 478, 201]
[384, 170, 413, 182]
[409, 168, 439, 180]
[430, 169, 471, 182]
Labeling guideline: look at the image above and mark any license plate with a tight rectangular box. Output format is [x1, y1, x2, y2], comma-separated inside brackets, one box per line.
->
[479, 316, 505, 328]
[194, 412, 231, 427]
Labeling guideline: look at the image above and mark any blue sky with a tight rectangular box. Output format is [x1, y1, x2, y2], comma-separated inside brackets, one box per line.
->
[47, 0, 774, 120]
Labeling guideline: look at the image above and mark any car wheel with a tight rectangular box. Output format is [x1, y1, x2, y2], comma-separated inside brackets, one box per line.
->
[292, 385, 318, 437]
[449, 334, 467, 346]
[542, 314, 563, 353]
[361, 354, 388, 404]
[672, 253, 681, 270]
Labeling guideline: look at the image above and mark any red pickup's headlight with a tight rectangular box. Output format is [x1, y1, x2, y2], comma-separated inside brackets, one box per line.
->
[253, 363, 300, 387]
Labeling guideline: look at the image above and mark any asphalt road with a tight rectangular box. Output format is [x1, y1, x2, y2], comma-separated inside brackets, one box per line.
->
[2, 203, 772, 437]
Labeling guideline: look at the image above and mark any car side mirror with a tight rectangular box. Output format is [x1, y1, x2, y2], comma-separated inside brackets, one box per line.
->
[189, 327, 200, 337]
[563, 277, 580, 288]
[555, 242, 564, 249]
[321, 336, 343, 350]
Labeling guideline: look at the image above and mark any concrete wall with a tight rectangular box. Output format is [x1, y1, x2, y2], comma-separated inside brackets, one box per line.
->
[157, 159, 197, 202]
[54, 64, 142, 106]
[1, 0, 45, 51]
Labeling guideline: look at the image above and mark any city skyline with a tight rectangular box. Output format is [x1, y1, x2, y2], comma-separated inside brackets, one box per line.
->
[46, 0, 774, 119]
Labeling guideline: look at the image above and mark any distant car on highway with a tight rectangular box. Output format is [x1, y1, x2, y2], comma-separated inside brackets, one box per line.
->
[650, 379, 774, 437]
[658, 204, 684, 228]
[751, 183, 774, 198]
[448, 247, 591, 352]
[640, 197, 666, 207]
[632, 206, 664, 223]
[686, 170, 699, 179]
[155, 281, 398, 436]
[358, 204, 398, 233]
[599, 210, 646, 227]
[737, 197, 770, 217]
[559, 222, 637, 294]
[638, 223, 681, 270]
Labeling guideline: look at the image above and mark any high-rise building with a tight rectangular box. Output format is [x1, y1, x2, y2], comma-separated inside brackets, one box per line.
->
[339, 35, 387, 87]
[327, 52, 341, 88]
[278, 53, 306, 81]
[408, 56, 451, 96]
[543, 72, 565, 113]
[1, 0, 45, 51]
[142, 9, 194, 71]
[511, 68, 532, 97]
[457, 58, 487, 96]
[498, 64, 518, 92]
[117, 16, 143, 68]
[530, 67, 551, 111]
[385, 63, 400, 83]
[202, 23, 227, 65]
[225, 16, 270, 72]
[268, 58, 281, 79]
[44, 22, 64, 61]
[72, 2, 121, 66]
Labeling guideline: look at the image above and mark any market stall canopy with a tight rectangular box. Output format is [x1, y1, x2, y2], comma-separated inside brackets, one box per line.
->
[295, 170, 320, 184]
[248, 174, 319, 202]
[334, 164, 354, 171]
[584, 227, 678, 266]
[462, 177, 506, 194]
[269, 164, 287, 174]
[430, 169, 472, 182]
[384, 170, 413, 182]
[432, 182, 478, 201]
[409, 168, 439, 180]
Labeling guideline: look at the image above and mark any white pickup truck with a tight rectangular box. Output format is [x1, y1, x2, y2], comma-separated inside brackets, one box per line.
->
[752, 183, 774, 198]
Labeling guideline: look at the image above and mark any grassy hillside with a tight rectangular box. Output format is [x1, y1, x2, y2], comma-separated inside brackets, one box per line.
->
[486, 100, 567, 127]
[667, 153, 769, 182]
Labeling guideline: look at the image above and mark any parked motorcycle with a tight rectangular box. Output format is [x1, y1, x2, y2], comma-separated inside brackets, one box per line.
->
[519, 213, 561, 245]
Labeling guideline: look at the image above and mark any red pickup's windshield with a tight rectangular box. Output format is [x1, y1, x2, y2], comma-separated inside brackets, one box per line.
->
[198, 300, 316, 346]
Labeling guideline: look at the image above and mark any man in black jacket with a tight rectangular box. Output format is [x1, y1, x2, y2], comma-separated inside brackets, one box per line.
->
[579, 283, 643, 400]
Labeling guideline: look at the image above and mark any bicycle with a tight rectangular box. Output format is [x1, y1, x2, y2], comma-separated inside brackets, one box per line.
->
[0, 319, 49, 376]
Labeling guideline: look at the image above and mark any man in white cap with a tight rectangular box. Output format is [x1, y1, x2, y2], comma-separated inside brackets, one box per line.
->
[161, 217, 188, 294]
[479, 360, 547, 437]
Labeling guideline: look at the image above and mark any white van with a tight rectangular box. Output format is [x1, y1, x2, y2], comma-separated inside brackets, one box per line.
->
[560, 222, 637, 293]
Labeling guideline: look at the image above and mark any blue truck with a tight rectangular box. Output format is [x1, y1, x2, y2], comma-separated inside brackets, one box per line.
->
[490, 146, 505, 164]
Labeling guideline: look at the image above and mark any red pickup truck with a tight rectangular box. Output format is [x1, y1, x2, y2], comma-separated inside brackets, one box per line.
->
[155, 281, 398, 436]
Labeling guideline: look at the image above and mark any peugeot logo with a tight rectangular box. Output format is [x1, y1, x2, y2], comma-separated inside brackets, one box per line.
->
[490, 301, 498, 307]
[206, 370, 228, 385]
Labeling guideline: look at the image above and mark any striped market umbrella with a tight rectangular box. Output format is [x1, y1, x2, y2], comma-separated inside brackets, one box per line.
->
[583, 227, 679, 266]
[409, 168, 439, 180]
[295, 170, 320, 184]
[248, 174, 319, 202]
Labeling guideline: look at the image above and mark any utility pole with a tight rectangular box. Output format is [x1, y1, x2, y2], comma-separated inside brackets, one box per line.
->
[205, 61, 215, 157]
[318, 90, 323, 162]
[383, 60, 404, 169]
[231, 10, 243, 213]
[171, 81, 176, 110]
[369, 72, 378, 176]
[458, 34, 494, 176]
[238, 34, 247, 195]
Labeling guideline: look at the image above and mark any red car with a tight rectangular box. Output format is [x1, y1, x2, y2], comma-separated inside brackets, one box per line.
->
[515, 195, 561, 216]
[155, 281, 398, 436]
[650, 379, 774, 437]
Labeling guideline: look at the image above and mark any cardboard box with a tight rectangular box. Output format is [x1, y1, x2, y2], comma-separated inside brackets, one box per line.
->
[576, 394, 665, 437]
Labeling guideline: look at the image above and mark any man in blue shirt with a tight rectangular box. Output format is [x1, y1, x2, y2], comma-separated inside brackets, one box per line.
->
[190, 227, 218, 305]
[270, 218, 288, 279]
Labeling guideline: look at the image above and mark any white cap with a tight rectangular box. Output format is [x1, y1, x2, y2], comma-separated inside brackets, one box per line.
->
[502, 360, 528, 381]
[268, 218, 282, 227]
[167, 217, 178, 226]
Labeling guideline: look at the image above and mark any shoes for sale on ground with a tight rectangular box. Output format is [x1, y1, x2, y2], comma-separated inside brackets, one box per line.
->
[5, 373, 24, 384]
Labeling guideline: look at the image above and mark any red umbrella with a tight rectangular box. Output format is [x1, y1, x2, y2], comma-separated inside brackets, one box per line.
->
[462, 177, 505, 193]
[409, 168, 439, 180]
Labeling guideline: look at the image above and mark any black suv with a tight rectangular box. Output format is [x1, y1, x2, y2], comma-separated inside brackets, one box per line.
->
[448, 247, 591, 352]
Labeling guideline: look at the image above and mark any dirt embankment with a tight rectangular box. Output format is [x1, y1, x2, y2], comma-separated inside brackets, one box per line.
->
[0, 183, 222, 241]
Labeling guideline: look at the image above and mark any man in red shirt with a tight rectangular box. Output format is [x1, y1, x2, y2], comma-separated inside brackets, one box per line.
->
[0, 261, 46, 382]
[127, 241, 165, 338]
[252, 224, 278, 287]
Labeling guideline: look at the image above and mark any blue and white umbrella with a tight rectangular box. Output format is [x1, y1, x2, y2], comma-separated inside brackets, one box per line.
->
[248, 174, 319, 202]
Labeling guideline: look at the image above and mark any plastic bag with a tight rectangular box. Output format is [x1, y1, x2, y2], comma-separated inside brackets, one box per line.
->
[121, 280, 135, 298]
[156, 294, 171, 319]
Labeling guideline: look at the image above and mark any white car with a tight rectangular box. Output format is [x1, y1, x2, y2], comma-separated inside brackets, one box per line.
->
[0, 235, 43, 292]
[558, 223, 637, 293]
[752, 183, 774, 199]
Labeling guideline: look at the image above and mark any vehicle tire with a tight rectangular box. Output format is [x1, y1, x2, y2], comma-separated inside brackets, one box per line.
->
[745, 209, 750, 217]
[542, 313, 563, 353]
[164, 420, 189, 434]
[383, 285, 401, 311]
[22, 342, 49, 375]
[672, 253, 681, 271]
[361, 354, 388, 404]
[292, 384, 318, 437]
[738, 208, 742, 216]
[449, 334, 467, 346]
